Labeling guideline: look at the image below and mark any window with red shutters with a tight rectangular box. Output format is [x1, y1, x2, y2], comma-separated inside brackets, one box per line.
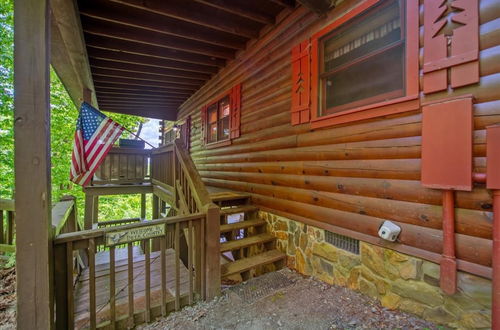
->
[291, 0, 419, 128]
[201, 84, 241, 148]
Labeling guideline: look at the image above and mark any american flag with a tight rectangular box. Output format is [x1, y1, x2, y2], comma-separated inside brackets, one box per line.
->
[70, 102, 124, 186]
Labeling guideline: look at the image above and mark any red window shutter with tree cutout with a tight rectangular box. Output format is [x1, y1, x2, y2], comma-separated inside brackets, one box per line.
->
[230, 84, 241, 139]
[423, 0, 479, 94]
[291, 39, 311, 126]
[200, 106, 207, 145]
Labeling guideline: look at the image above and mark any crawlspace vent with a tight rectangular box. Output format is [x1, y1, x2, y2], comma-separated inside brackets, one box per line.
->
[325, 230, 360, 255]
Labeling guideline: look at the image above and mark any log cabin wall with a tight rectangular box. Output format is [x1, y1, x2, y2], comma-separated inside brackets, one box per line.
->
[175, 0, 500, 276]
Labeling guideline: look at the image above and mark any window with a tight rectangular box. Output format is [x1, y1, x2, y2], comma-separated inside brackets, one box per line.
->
[201, 84, 241, 148]
[302, 0, 419, 128]
[320, 0, 404, 114]
[207, 96, 230, 143]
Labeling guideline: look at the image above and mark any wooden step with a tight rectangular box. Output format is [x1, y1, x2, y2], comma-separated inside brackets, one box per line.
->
[220, 219, 267, 234]
[221, 249, 286, 277]
[221, 233, 275, 252]
[220, 205, 258, 216]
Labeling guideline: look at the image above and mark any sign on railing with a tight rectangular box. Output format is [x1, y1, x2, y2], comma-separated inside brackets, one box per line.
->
[105, 224, 165, 246]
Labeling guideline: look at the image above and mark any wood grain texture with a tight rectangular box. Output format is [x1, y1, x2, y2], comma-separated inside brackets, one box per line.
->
[173, 1, 500, 272]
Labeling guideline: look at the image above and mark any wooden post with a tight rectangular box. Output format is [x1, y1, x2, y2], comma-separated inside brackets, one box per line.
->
[204, 203, 221, 299]
[84, 194, 93, 230]
[152, 194, 159, 219]
[92, 196, 99, 223]
[14, 0, 53, 328]
[140, 193, 146, 219]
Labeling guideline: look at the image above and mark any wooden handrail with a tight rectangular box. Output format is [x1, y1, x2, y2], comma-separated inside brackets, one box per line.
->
[54, 212, 205, 244]
[0, 199, 14, 211]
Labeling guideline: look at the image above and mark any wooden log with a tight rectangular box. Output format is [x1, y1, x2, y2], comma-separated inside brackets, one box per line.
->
[14, 0, 53, 327]
[201, 177, 492, 239]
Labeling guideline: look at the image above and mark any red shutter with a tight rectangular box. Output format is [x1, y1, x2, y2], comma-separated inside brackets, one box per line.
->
[291, 39, 311, 125]
[201, 106, 207, 145]
[230, 84, 241, 139]
[180, 115, 191, 150]
[423, 0, 479, 94]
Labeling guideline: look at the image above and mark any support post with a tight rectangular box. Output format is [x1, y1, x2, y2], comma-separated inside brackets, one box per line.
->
[152, 195, 159, 219]
[92, 196, 99, 223]
[14, 0, 53, 328]
[140, 193, 146, 219]
[84, 194, 93, 230]
[205, 203, 221, 299]
[440, 190, 457, 294]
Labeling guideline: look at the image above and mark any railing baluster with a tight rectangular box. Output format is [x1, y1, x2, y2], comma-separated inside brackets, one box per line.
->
[66, 241, 74, 329]
[175, 222, 180, 310]
[160, 235, 167, 316]
[188, 220, 193, 304]
[201, 217, 206, 300]
[109, 246, 116, 329]
[127, 243, 134, 328]
[145, 239, 151, 322]
[194, 221, 202, 296]
[89, 239, 96, 330]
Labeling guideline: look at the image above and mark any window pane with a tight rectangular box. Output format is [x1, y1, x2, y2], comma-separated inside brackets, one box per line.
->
[218, 116, 230, 141]
[323, 1, 401, 73]
[324, 44, 404, 112]
[208, 104, 217, 123]
[208, 123, 217, 143]
[219, 96, 230, 118]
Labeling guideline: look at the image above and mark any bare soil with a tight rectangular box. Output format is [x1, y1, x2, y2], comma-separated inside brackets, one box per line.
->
[139, 269, 439, 330]
[0, 267, 16, 330]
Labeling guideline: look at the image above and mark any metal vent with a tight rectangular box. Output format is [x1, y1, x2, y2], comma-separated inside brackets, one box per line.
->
[325, 231, 360, 255]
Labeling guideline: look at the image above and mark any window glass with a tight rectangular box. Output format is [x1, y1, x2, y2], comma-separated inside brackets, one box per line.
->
[206, 95, 231, 144]
[320, 0, 404, 114]
[207, 104, 218, 143]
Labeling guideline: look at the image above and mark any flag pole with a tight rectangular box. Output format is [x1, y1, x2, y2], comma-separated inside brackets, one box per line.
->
[121, 125, 156, 149]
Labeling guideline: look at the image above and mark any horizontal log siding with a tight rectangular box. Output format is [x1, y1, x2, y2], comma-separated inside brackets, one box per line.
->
[177, 0, 500, 271]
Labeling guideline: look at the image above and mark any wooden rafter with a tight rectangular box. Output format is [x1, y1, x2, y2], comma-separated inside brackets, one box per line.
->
[297, 0, 334, 15]
[112, 0, 262, 39]
[91, 77, 199, 91]
[93, 82, 196, 94]
[91, 68, 204, 86]
[193, 0, 275, 25]
[81, 16, 235, 60]
[87, 47, 218, 75]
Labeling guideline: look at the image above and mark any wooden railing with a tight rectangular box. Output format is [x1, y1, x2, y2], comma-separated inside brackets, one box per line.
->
[54, 213, 206, 329]
[151, 139, 220, 301]
[92, 147, 151, 185]
[0, 199, 15, 254]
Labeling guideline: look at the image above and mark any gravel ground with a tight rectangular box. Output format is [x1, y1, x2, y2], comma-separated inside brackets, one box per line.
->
[139, 269, 440, 330]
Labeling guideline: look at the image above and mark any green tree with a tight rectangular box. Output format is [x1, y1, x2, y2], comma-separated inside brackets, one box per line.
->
[1, 0, 151, 223]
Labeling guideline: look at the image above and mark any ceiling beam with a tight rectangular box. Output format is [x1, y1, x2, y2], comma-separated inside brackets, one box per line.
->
[92, 76, 199, 91]
[90, 59, 211, 80]
[95, 90, 189, 100]
[99, 100, 183, 107]
[81, 16, 235, 60]
[95, 86, 192, 97]
[87, 47, 218, 75]
[101, 106, 178, 120]
[93, 81, 196, 94]
[91, 68, 205, 86]
[112, 0, 262, 39]
[297, 0, 334, 15]
[266, 0, 295, 8]
[78, 0, 248, 50]
[193, 0, 275, 25]
[85, 34, 225, 67]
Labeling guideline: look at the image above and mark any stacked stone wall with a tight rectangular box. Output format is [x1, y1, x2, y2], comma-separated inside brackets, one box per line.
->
[260, 211, 492, 328]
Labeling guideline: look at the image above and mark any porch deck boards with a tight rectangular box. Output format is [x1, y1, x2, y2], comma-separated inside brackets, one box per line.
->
[73, 246, 190, 329]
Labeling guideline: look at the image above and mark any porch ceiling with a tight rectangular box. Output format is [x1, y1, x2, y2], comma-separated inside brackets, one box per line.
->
[76, 0, 295, 120]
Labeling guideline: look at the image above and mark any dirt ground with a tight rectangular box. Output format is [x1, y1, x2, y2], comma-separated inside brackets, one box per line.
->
[0, 268, 15, 330]
[139, 269, 439, 330]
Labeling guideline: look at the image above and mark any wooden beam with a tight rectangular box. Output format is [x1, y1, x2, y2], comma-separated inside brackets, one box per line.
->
[92, 76, 198, 91]
[92, 68, 204, 86]
[81, 16, 235, 60]
[193, 0, 275, 25]
[79, 0, 247, 50]
[113, 0, 261, 39]
[87, 47, 218, 75]
[297, 0, 334, 15]
[90, 58, 212, 80]
[267, 0, 296, 8]
[95, 87, 191, 97]
[95, 91, 188, 101]
[85, 34, 225, 68]
[99, 106, 178, 120]
[98, 99, 184, 107]
[50, 0, 98, 107]
[14, 0, 53, 328]
[93, 81, 196, 94]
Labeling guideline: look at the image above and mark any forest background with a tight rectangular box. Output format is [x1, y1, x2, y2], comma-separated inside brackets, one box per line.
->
[0, 0, 154, 256]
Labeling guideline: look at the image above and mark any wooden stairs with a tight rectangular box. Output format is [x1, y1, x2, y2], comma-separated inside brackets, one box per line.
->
[210, 191, 286, 283]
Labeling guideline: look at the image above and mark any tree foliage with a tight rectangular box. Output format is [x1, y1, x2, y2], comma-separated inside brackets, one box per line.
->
[1, 0, 151, 223]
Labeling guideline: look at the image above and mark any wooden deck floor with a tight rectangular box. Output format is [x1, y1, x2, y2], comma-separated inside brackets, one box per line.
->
[74, 246, 190, 329]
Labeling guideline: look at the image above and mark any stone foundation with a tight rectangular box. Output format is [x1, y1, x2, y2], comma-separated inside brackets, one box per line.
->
[260, 211, 492, 328]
